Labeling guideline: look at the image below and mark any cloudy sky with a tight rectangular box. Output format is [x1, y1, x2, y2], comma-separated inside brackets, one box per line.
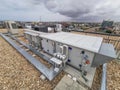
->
[0, 0, 120, 22]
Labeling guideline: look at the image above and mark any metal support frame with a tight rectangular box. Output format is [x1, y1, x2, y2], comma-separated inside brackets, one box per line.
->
[100, 63, 107, 90]
[10, 35, 55, 65]
[0, 33, 63, 81]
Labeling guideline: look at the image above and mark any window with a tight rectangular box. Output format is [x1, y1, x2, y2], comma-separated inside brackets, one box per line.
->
[11, 23, 18, 29]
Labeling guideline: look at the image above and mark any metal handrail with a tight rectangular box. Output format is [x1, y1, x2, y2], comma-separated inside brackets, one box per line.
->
[74, 30, 120, 37]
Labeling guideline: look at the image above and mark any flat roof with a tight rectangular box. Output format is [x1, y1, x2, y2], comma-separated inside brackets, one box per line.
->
[40, 32, 103, 53]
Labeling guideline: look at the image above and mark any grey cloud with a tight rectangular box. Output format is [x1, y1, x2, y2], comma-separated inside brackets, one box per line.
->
[38, 0, 120, 21]
[0, 0, 120, 21]
[43, 0, 93, 17]
[42, 0, 99, 17]
[58, 9, 90, 18]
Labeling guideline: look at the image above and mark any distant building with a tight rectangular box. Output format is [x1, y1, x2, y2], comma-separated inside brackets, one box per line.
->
[100, 20, 114, 30]
[0, 21, 5, 28]
[113, 23, 120, 31]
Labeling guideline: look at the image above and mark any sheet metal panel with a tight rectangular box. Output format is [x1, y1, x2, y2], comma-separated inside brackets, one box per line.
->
[40, 32, 103, 53]
[92, 43, 116, 67]
[99, 43, 116, 58]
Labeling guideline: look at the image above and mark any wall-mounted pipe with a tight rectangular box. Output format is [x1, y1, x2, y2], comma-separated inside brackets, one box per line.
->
[100, 63, 107, 90]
